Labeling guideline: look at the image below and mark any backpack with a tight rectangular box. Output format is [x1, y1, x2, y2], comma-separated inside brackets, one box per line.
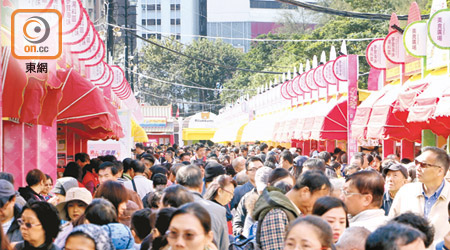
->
[229, 234, 260, 250]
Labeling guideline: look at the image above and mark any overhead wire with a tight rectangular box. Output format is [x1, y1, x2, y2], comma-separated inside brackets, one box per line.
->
[140, 91, 225, 106]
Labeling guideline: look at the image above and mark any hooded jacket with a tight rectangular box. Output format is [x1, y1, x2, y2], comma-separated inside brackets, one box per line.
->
[252, 186, 300, 250]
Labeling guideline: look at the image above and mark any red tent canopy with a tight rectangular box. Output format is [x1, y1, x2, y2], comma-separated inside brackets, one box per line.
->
[56, 68, 123, 140]
[366, 84, 420, 142]
[407, 75, 450, 138]
[310, 97, 348, 140]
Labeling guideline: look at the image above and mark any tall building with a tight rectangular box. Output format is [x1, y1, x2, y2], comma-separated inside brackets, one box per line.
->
[207, 0, 316, 52]
[82, 0, 104, 22]
[135, 0, 207, 50]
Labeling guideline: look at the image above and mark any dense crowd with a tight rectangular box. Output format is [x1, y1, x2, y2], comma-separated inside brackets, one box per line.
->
[0, 142, 449, 250]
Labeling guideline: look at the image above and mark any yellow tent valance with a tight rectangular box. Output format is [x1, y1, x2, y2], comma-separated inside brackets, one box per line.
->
[131, 119, 149, 143]
[183, 128, 216, 141]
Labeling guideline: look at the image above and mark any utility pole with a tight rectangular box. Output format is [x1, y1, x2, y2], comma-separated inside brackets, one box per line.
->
[124, 0, 129, 85]
[106, 0, 115, 63]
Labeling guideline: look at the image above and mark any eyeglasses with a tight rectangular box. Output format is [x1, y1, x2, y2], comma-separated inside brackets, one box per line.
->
[340, 188, 363, 197]
[415, 159, 441, 169]
[166, 230, 199, 241]
[17, 219, 41, 229]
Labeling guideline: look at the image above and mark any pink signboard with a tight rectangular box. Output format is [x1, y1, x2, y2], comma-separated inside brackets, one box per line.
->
[347, 55, 359, 161]
[323, 60, 337, 85]
[366, 39, 387, 70]
[333, 55, 348, 81]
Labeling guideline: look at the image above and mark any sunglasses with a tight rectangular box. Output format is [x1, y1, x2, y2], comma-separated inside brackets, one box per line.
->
[414, 159, 441, 169]
[17, 218, 41, 229]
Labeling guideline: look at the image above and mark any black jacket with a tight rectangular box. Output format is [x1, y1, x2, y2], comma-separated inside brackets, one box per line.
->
[6, 205, 23, 243]
[18, 186, 44, 203]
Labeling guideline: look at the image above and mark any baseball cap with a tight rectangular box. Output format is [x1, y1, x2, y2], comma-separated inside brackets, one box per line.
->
[56, 187, 93, 221]
[204, 161, 226, 182]
[382, 163, 408, 179]
[0, 180, 17, 200]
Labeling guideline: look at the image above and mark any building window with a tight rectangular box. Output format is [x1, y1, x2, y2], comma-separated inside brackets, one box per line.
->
[157, 34, 162, 40]
[142, 4, 146, 10]
[170, 4, 180, 10]
[157, 4, 161, 10]
[171, 19, 181, 25]
[142, 19, 146, 25]
[147, 4, 155, 10]
[157, 19, 161, 25]
[176, 34, 181, 40]
[148, 19, 156, 25]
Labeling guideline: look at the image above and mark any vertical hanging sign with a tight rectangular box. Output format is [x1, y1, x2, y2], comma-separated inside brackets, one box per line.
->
[347, 55, 359, 161]
[403, 2, 424, 76]
[426, 0, 448, 70]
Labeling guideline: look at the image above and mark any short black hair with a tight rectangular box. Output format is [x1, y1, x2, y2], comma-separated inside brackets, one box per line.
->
[136, 143, 144, 150]
[75, 153, 90, 163]
[318, 151, 331, 164]
[195, 143, 205, 152]
[161, 184, 194, 208]
[346, 170, 385, 207]
[294, 170, 331, 193]
[122, 158, 133, 172]
[85, 198, 117, 225]
[131, 160, 146, 173]
[280, 150, 294, 164]
[63, 162, 82, 181]
[365, 222, 425, 250]
[98, 161, 118, 176]
[391, 212, 435, 248]
[131, 208, 152, 240]
[303, 158, 326, 172]
[24, 201, 60, 244]
[152, 173, 168, 186]
[245, 156, 263, 171]
[259, 143, 268, 152]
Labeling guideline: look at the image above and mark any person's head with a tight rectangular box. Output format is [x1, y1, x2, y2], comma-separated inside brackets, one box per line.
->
[51, 176, 79, 203]
[232, 156, 246, 173]
[382, 163, 408, 196]
[56, 187, 92, 221]
[84, 198, 118, 225]
[167, 202, 213, 250]
[365, 222, 426, 250]
[131, 208, 152, 243]
[176, 165, 203, 192]
[20, 201, 60, 247]
[161, 184, 194, 208]
[0, 172, 15, 185]
[245, 156, 264, 184]
[318, 151, 332, 165]
[64, 162, 83, 182]
[340, 170, 385, 217]
[102, 223, 135, 250]
[204, 175, 236, 205]
[141, 154, 156, 170]
[291, 170, 331, 214]
[284, 215, 334, 250]
[26, 169, 46, 193]
[97, 162, 119, 184]
[122, 158, 133, 174]
[415, 146, 450, 186]
[94, 181, 128, 217]
[75, 153, 90, 168]
[345, 162, 360, 176]
[135, 143, 145, 155]
[279, 150, 294, 169]
[152, 173, 168, 191]
[335, 227, 370, 250]
[65, 224, 114, 250]
[268, 168, 294, 193]
[391, 212, 435, 248]
[302, 158, 326, 173]
[259, 143, 269, 153]
[42, 174, 53, 195]
[130, 159, 146, 174]
[179, 153, 191, 162]
[350, 152, 365, 168]
[0, 180, 17, 224]
[204, 161, 226, 185]
[165, 150, 174, 161]
[254, 167, 272, 194]
[152, 207, 176, 249]
[312, 196, 348, 243]
[195, 144, 206, 158]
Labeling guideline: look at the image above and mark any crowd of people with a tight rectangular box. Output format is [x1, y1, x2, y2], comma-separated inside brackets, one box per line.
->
[0, 142, 449, 250]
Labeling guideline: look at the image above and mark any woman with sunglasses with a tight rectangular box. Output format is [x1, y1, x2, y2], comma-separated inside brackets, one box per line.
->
[15, 201, 60, 250]
[284, 215, 334, 250]
[166, 202, 216, 250]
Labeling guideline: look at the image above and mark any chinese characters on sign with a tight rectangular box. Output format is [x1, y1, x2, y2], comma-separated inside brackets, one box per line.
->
[25, 62, 48, 73]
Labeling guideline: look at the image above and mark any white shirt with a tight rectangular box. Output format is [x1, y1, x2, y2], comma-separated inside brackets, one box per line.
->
[2, 217, 13, 234]
[349, 209, 388, 232]
[124, 175, 154, 200]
